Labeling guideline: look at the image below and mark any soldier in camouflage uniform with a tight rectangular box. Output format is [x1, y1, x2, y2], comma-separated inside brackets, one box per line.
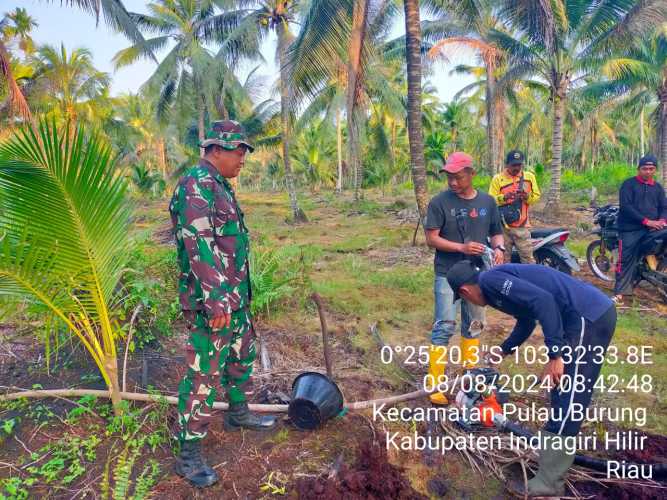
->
[169, 120, 277, 488]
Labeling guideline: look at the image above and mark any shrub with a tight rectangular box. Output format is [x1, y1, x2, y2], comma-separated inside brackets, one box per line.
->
[250, 246, 304, 318]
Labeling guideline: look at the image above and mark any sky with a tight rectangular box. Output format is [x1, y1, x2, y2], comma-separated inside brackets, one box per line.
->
[19, 0, 475, 105]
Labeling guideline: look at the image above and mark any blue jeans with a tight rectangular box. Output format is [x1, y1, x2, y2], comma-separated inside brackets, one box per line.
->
[431, 274, 486, 346]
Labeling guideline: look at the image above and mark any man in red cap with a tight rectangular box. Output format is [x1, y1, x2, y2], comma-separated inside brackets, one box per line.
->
[423, 152, 504, 405]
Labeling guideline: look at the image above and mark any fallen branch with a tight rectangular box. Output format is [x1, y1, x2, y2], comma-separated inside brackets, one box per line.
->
[346, 389, 427, 410]
[0, 387, 427, 413]
[259, 335, 272, 373]
[311, 292, 333, 379]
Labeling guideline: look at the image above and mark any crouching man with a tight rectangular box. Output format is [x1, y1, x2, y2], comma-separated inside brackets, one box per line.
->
[446, 261, 616, 498]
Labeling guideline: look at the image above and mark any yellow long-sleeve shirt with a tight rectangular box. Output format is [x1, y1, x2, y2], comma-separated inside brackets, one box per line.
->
[489, 170, 541, 227]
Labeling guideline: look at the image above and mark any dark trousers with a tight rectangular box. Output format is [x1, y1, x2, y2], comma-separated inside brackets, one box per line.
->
[613, 229, 648, 295]
[544, 306, 616, 436]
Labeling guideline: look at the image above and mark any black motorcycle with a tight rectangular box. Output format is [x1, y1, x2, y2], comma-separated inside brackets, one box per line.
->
[509, 227, 580, 274]
[586, 204, 667, 301]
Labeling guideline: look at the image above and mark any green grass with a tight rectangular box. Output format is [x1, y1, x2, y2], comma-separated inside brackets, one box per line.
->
[568, 239, 589, 259]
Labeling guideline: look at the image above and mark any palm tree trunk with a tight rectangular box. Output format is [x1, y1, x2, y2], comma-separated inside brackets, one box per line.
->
[403, 0, 428, 219]
[591, 123, 597, 170]
[157, 138, 167, 179]
[391, 121, 397, 164]
[485, 63, 499, 173]
[103, 355, 122, 416]
[347, 0, 369, 202]
[640, 105, 645, 157]
[0, 39, 31, 120]
[198, 94, 206, 158]
[277, 21, 306, 222]
[545, 84, 566, 214]
[217, 78, 230, 120]
[494, 94, 505, 173]
[660, 96, 667, 186]
[336, 107, 343, 193]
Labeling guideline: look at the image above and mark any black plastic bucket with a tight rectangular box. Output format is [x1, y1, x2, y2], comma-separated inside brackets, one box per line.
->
[288, 372, 344, 430]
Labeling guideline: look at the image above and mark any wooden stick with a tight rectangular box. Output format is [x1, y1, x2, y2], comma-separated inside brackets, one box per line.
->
[122, 304, 143, 393]
[346, 389, 427, 409]
[311, 292, 333, 379]
[412, 215, 421, 246]
[253, 320, 272, 373]
[0, 387, 427, 413]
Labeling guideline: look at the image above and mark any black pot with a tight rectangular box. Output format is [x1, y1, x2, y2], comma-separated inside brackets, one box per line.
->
[288, 372, 344, 430]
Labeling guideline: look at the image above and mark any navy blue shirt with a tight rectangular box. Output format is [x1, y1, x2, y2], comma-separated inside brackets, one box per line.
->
[617, 177, 667, 231]
[478, 264, 613, 359]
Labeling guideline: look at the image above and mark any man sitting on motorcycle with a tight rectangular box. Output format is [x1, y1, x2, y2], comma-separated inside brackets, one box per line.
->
[489, 150, 541, 264]
[613, 154, 667, 304]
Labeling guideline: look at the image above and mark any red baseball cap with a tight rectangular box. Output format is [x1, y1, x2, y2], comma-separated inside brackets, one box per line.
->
[440, 152, 474, 173]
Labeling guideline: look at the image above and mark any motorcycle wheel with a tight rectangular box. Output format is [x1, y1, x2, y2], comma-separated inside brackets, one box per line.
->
[536, 249, 572, 275]
[586, 240, 616, 282]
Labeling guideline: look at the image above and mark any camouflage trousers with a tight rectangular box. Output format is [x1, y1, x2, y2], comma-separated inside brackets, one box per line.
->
[176, 308, 256, 443]
[503, 226, 535, 264]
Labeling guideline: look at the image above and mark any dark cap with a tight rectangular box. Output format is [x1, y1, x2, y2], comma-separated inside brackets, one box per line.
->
[440, 152, 474, 173]
[446, 260, 482, 301]
[638, 154, 658, 168]
[506, 150, 525, 166]
[200, 120, 254, 153]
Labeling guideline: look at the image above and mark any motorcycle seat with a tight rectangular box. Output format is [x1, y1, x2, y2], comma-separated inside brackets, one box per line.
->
[530, 227, 567, 239]
[639, 228, 667, 255]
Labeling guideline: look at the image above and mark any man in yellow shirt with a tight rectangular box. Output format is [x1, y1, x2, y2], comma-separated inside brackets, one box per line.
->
[489, 150, 541, 263]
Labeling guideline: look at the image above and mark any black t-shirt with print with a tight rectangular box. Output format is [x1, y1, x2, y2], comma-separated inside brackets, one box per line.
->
[425, 190, 503, 276]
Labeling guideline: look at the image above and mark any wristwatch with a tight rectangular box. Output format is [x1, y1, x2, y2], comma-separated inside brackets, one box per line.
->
[493, 245, 506, 252]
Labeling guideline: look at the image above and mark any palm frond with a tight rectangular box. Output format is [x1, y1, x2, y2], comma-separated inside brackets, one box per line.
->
[57, 0, 156, 60]
[582, 0, 667, 58]
[112, 36, 171, 69]
[288, 0, 352, 102]
[0, 120, 132, 392]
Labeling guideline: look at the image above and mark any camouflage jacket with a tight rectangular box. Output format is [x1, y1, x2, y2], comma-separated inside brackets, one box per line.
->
[169, 159, 251, 317]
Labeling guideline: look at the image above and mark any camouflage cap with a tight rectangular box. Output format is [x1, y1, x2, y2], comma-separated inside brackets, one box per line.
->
[200, 120, 254, 153]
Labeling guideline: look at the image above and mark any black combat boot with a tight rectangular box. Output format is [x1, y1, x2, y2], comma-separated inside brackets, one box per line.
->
[223, 402, 278, 431]
[174, 439, 219, 488]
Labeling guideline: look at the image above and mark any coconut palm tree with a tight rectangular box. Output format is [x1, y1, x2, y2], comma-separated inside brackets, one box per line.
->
[292, 0, 372, 202]
[293, 76, 347, 190]
[403, 0, 429, 218]
[0, 0, 149, 120]
[0, 120, 133, 414]
[291, 120, 336, 190]
[292, 0, 408, 204]
[427, 0, 508, 173]
[2, 8, 38, 55]
[491, 0, 667, 212]
[114, 0, 259, 156]
[217, 0, 350, 221]
[585, 33, 667, 184]
[111, 93, 171, 179]
[291, 0, 414, 198]
[0, 9, 36, 119]
[30, 43, 111, 126]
